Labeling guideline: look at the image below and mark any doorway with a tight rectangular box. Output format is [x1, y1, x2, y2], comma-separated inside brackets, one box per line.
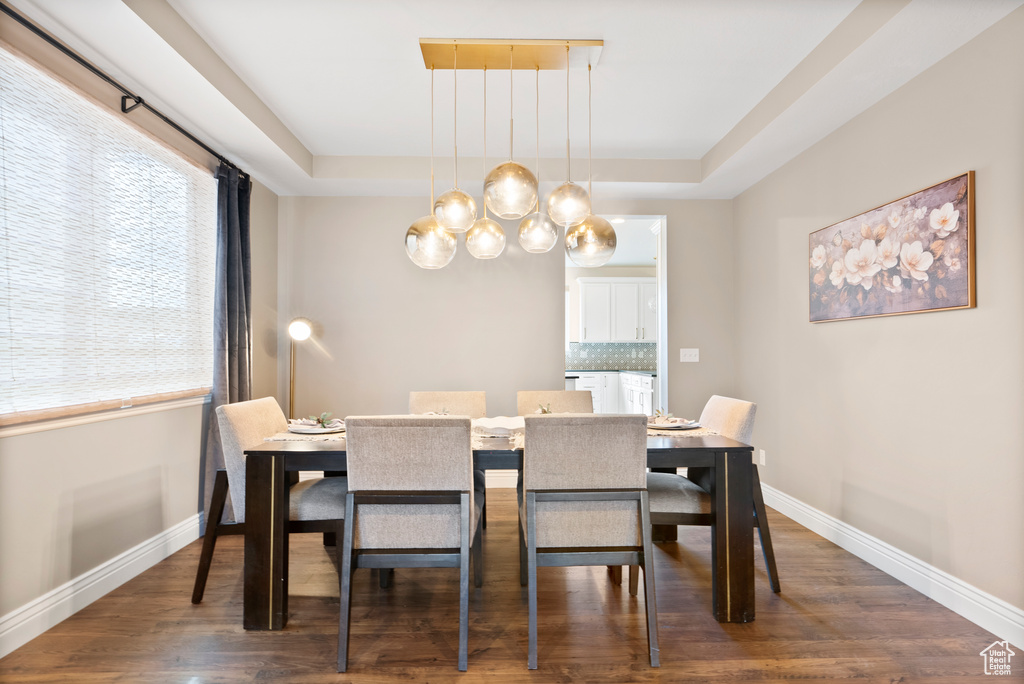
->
[564, 215, 667, 414]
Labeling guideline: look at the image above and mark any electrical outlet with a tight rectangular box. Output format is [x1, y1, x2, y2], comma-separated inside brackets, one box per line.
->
[679, 348, 699, 363]
[759, 449, 766, 466]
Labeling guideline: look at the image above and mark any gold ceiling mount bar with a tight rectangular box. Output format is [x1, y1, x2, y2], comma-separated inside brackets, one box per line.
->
[419, 38, 603, 70]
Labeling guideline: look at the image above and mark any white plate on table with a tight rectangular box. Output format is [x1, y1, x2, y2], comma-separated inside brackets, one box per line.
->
[287, 425, 345, 434]
[648, 420, 701, 431]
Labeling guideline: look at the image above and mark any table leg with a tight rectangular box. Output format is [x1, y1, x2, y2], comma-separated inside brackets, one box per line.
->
[710, 450, 755, 623]
[244, 453, 287, 630]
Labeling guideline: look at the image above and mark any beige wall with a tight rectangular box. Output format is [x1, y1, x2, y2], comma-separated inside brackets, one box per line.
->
[733, 8, 1024, 610]
[0, 404, 206, 616]
[277, 196, 565, 418]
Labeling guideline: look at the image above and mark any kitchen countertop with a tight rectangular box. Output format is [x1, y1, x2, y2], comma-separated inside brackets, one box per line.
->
[565, 369, 656, 377]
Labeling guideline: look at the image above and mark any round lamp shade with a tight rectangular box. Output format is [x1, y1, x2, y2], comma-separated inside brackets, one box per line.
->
[517, 211, 559, 253]
[565, 214, 616, 267]
[287, 318, 312, 341]
[484, 161, 538, 219]
[405, 215, 457, 269]
[466, 217, 506, 259]
[433, 188, 477, 233]
[546, 182, 591, 227]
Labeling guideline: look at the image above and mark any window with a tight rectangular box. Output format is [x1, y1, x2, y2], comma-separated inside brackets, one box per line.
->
[0, 45, 217, 423]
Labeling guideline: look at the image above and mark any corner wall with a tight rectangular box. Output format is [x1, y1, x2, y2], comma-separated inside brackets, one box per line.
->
[733, 6, 1024, 615]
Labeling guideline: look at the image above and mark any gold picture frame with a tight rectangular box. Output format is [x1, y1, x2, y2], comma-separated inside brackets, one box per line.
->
[809, 172, 975, 323]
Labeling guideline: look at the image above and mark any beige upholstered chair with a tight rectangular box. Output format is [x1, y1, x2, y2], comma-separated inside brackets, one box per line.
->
[192, 397, 347, 603]
[520, 414, 659, 669]
[516, 390, 593, 415]
[338, 415, 481, 672]
[409, 391, 488, 529]
[645, 395, 780, 592]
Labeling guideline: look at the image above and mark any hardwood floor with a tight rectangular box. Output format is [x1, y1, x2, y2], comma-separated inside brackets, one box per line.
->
[0, 489, 1004, 682]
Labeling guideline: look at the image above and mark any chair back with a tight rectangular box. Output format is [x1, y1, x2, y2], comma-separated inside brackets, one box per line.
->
[523, 413, 647, 548]
[698, 395, 757, 444]
[344, 415, 473, 549]
[216, 397, 288, 523]
[516, 390, 593, 416]
[409, 391, 486, 419]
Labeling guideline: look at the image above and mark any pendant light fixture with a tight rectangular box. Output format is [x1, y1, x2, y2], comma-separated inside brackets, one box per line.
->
[433, 44, 477, 233]
[547, 44, 591, 228]
[467, 66, 506, 259]
[518, 65, 559, 253]
[406, 66, 457, 269]
[483, 46, 538, 219]
[566, 63, 616, 267]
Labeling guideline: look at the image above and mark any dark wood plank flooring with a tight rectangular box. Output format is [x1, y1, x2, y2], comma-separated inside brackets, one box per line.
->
[0, 489, 1005, 682]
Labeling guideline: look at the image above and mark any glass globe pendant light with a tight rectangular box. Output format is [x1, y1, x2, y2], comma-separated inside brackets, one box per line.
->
[566, 63, 616, 267]
[484, 46, 538, 220]
[434, 44, 476, 233]
[467, 67, 506, 259]
[547, 45, 590, 228]
[518, 66, 559, 253]
[406, 66, 457, 269]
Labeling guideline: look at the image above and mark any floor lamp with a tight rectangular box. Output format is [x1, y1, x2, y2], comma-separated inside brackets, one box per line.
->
[287, 318, 312, 419]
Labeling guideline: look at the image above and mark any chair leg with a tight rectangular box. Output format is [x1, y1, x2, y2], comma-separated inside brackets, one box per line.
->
[192, 469, 230, 604]
[337, 495, 356, 673]
[458, 492, 471, 671]
[607, 565, 622, 584]
[481, 499, 487, 530]
[628, 565, 639, 596]
[751, 466, 781, 593]
[378, 568, 394, 588]
[640, 491, 660, 667]
[526, 492, 539, 670]
[519, 515, 527, 587]
[472, 516, 483, 588]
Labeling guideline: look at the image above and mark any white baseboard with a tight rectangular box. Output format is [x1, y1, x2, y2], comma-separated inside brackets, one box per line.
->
[485, 469, 518, 489]
[0, 514, 200, 659]
[762, 484, 1024, 650]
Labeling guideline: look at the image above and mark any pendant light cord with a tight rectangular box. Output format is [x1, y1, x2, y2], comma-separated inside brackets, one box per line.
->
[588, 63, 592, 200]
[535, 66, 540, 186]
[430, 66, 435, 212]
[565, 45, 571, 182]
[453, 44, 458, 189]
[509, 46, 514, 161]
[482, 65, 488, 220]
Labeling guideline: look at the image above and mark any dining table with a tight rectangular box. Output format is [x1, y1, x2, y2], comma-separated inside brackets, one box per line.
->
[241, 431, 755, 630]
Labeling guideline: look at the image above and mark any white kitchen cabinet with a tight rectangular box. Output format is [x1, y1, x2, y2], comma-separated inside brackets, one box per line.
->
[619, 372, 655, 416]
[576, 372, 619, 413]
[579, 282, 612, 342]
[578, 277, 656, 343]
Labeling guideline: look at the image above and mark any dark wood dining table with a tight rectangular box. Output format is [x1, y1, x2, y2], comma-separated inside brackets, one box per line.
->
[242, 433, 755, 630]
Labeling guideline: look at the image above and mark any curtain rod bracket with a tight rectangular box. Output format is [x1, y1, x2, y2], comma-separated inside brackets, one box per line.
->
[120, 95, 144, 114]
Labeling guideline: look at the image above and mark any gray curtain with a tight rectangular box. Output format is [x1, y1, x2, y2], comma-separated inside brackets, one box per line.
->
[202, 163, 252, 529]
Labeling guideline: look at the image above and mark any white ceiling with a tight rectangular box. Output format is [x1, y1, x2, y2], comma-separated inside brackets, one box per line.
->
[6, 0, 1022, 200]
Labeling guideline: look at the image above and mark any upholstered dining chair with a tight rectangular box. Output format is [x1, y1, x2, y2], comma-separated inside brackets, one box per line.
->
[521, 414, 660, 669]
[645, 395, 780, 593]
[516, 390, 594, 415]
[191, 396, 347, 604]
[409, 391, 489, 529]
[338, 415, 482, 672]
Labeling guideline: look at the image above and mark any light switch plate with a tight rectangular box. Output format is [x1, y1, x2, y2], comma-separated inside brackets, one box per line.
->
[679, 348, 699, 362]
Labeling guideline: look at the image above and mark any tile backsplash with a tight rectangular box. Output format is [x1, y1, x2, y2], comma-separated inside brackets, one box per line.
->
[565, 342, 657, 371]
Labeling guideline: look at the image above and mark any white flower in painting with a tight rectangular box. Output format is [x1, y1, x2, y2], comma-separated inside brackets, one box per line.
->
[944, 254, 962, 272]
[900, 241, 934, 281]
[914, 205, 928, 221]
[810, 245, 827, 269]
[929, 202, 960, 238]
[877, 235, 900, 269]
[888, 208, 901, 229]
[829, 260, 846, 287]
[885, 275, 903, 294]
[844, 239, 881, 289]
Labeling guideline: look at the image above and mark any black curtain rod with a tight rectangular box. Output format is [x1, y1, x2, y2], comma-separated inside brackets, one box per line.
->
[0, 1, 247, 178]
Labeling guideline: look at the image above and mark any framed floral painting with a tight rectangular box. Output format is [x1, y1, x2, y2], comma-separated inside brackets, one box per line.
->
[809, 172, 975, 323]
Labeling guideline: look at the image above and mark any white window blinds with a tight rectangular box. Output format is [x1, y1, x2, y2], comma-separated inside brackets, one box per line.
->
[0, 45, 217, 422]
